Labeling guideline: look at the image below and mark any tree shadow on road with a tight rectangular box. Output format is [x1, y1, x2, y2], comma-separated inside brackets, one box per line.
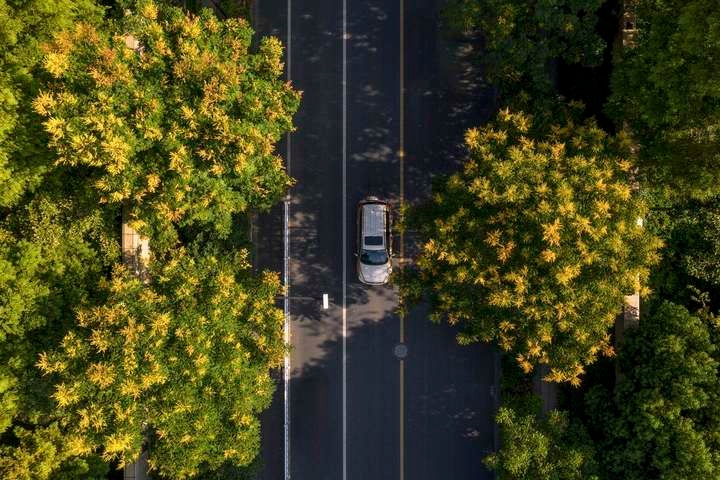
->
[259, 299, 499, 480]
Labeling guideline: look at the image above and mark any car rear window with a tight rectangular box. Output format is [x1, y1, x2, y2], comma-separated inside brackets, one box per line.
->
[364, 235, 383, 246]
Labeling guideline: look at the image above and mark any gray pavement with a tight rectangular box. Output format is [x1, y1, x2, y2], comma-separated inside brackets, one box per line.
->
[254, 1, 498, 478]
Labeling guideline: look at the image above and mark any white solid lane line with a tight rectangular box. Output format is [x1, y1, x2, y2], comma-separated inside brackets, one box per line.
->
[398, 1, 405, 478]
[284, 0, 292, 479]
[342, 0, 348, 477]
[283, 197, 290, 480]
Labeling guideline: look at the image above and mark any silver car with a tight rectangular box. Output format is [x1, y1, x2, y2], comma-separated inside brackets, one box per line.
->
[356, 197, 392, 285]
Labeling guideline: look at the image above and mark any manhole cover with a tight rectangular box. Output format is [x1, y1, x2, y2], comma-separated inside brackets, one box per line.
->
[394, 344, 408, 359]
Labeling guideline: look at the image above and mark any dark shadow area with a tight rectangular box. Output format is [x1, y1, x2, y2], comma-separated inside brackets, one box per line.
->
[404, 304, 499, 479]
[286, 303, 497, 480]
[402, 2, 495, 264]
[557, 0, 621, 131]
[557, 353, 615, 425]
[255, 0, 345, 478]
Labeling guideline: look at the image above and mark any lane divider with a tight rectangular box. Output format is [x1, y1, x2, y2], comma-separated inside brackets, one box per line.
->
[398, 0, 406, 479]
[342, 0, 348, 478]
[284, 0, 292, 479]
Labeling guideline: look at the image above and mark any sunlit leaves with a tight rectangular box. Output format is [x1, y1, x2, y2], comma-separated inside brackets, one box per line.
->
[0, 0, 103, 207]
[403, 110, 660, 384]
[42, 249, 284, 478]
[0, 423, 107, 480]
[37, 0, 300, 252]
[1, 2, 294, 479]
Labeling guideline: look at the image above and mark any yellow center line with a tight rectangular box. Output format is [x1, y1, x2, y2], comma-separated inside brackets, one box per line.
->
[398, 0, 405, 479]
[399, 359, 405, 480]
[399, 0, 405, 275]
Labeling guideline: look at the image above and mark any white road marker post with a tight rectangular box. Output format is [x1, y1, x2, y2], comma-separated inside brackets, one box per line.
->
[322, 293, 329, 310]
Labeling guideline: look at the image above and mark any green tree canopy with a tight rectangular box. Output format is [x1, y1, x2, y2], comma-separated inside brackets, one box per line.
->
[647, 194, 720, 307]
[0, 0, 104, 206]
[0, 2, 299, 477]
[586, 302, 720, 480]
[402, 110, 661, 384]
[0, 186, 117, 434]
[35, 0, 300, 251]
[37, 248, 285, 479]
[443, 0, 605, 103]
[608, 0, 720, 199]
[0, 423, 107, 480]
[484, 406, 598, 480]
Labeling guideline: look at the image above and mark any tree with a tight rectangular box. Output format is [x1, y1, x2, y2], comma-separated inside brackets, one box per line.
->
[0, 185, 117, 434]
[443, 0, 605, 104]
[586, 302, 720, 480]
[0, 1, 298, 477]
[647, 194, 720, 306]
[35, 0, 300, 251]
[607, 0, 720, 199]
[0, 423, 107, 480]
[191, 456, 261, 480]
[37, 248, 285, 479]
[0, 234, 49, 433]
[0, 190, 117, 479]
[484, 406, 598, 480]
[401, 109, 661, 384]
[0, 0, 112, 439]
[181, 0, 252, 19]
[0, 0, 104, 207]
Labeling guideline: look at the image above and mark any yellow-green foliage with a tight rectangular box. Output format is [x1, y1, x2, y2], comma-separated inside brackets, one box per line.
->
[0, 0, 103, 207]
[37, 248, 285, 478]
[0, 423, 108, 480]
[35, 0, 300, 250]
[404, 110, 662, 384]
[0, 2, 297, 477]
[484, 407, 599, 480]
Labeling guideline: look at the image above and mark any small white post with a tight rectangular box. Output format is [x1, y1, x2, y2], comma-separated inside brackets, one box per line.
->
[322, 293, 329, 310]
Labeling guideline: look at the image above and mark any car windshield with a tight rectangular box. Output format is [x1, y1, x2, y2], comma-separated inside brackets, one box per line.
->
[360, 249, 388, 266]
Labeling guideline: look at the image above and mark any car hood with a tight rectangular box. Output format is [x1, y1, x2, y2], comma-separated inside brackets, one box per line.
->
[359, 261, 391, 285]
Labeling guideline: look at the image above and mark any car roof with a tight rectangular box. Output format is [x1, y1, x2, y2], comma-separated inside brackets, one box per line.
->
[361, 202, 386, 250]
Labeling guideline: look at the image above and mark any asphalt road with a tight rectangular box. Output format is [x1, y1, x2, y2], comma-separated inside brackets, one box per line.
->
[254, 1, 498, 479]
